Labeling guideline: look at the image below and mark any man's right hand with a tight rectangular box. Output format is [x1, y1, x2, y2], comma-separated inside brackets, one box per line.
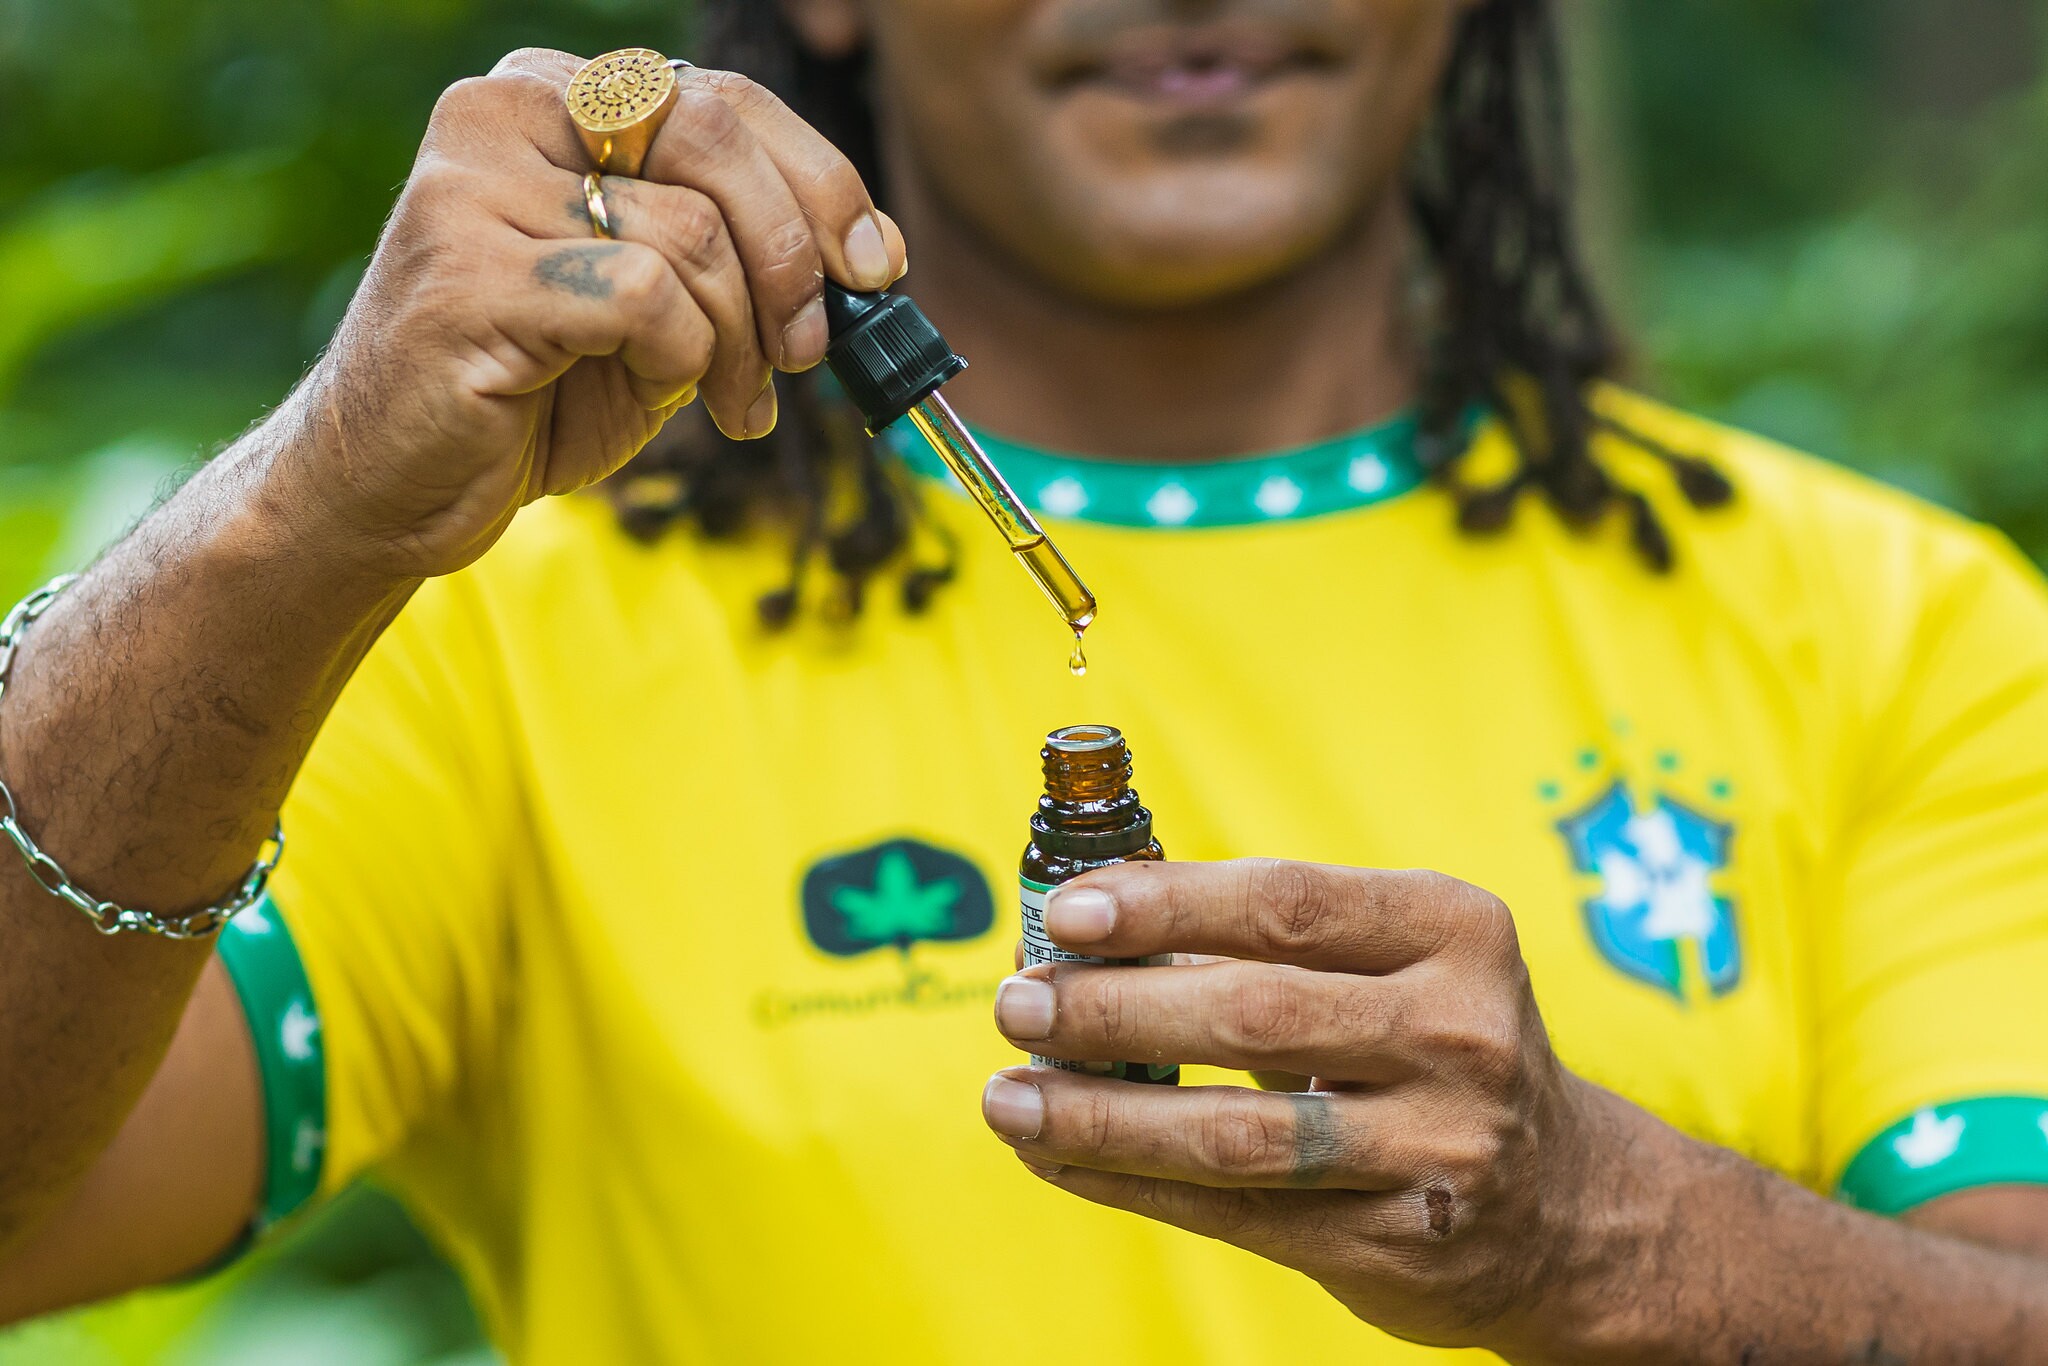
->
[281, 48, 906, 581]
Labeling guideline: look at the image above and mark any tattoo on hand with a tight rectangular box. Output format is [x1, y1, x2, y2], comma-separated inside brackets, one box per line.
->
[533, 245, 622, 300]
[1289, 1093, 1344, 1187]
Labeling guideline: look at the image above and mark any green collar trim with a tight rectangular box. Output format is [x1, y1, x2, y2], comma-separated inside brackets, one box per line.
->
[883, 409, 1430, 529]
[1837, 1095, 2048, 1216]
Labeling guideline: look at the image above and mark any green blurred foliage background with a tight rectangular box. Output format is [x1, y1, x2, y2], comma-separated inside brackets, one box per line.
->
[0, 0, 2041, 1359]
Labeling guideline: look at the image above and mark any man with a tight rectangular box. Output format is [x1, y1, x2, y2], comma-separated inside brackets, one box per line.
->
[2, 0, 2046, 1359]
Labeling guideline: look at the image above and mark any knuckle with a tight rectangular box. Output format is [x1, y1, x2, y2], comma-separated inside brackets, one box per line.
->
[1445, 1105, 1519, 1184]
[1081, 974, 1135, 1054]
[1458, 883, 1520, 958]
[656, 193, 731, 272]
[1387, 867, 1453, 923]
[1434, 1003, 1526, 1087]
[793, 156, 861, 202]
[697, 68, 771, 110]
[671, 87, 745, 154]
[1220, 970, 1305, 1056]
[1416, 1114, 1527, 1236]
[1204, 1093, 1292, 1175]
[411, 155, 483, 206]
[753, 220, 822, 292]
[1248, 860, 1335, 957]
[429, 67, 557, 150]
[490, 46, 572, 78]
[675, 311, 717, 380]
[1072, 1083, 1118, 1153]
[611, 247, 673, 309]
[1326, 978, 1388, 1052]
[1423, 871, 1518, 958]
[432, 75, 494, 122]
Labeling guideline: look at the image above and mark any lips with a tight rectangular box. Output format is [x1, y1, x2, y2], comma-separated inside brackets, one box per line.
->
[1046, 24, 1334, 105]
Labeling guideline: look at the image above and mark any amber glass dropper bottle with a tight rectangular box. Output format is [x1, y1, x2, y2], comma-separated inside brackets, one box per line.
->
[1020, 725, 1177, 1085]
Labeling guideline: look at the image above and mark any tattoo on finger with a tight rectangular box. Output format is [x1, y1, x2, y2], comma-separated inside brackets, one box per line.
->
[534, 244, 622, 300]
[1289, 1093, 1344, 1187]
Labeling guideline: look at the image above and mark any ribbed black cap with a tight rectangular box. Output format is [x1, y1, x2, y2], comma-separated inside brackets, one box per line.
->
[822, 283, 968, 434]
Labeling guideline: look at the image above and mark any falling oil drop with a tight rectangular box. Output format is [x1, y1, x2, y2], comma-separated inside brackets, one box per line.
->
[1067, 629, 1088, 678]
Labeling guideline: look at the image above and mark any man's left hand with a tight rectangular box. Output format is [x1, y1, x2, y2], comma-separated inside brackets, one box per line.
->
[983, 858, 1630, 1356]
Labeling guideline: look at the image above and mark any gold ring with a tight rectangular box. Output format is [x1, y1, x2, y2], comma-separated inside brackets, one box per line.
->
[566, 48, 682, 177]
[582, 172, 615, 239]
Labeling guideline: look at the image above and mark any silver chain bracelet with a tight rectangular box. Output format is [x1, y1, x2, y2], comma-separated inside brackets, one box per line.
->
[0, 575, 283, 939]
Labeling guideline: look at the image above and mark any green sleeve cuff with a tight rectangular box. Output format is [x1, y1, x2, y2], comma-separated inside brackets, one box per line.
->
[216, 895, 327, 1232]
[1837, 1095, 2048, 1216]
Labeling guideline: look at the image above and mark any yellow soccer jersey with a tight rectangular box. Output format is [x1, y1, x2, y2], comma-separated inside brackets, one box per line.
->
[215, 389, 2048, 1364]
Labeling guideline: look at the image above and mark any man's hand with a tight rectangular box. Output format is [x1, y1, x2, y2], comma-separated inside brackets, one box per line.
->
[982, 859, 2048, 1363]
[282, 48, 905, 581]
[0, 41, 907, 1281]
[980, 859, 1610, 1353]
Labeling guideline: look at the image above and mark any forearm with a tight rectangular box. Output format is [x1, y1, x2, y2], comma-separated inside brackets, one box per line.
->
[0, 391, 414, 1248]
[1532, 1080, 2048, 1365]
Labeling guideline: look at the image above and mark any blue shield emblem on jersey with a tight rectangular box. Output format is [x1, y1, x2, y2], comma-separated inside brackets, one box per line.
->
[1556, 782, 1739, 1001]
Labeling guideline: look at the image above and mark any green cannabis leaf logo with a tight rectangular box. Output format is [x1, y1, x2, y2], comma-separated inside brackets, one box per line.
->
[830, 849, 961, 949]
[801, 838, 995, 959]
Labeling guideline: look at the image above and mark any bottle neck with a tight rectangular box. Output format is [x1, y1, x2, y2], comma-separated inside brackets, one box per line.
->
[1034, 726, 1153, 859]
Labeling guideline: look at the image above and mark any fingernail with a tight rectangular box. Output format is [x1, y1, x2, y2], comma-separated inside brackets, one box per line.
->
[994, 976, 1056, 1040]
[983, 1076, 1045, 1139]
[844, 214, 892, 289]
[1018, 1157, 1064, 1179]
[1044, 887, 1115, 945]
[743, 384, 778, 439]
[780, 296, 827, 370]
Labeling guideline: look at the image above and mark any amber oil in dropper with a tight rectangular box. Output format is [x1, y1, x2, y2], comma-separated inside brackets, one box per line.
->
[821, 285, 1100, 674]
[819, 288, 1097, 671]
[905, 394, 1097, 652]
[1019, 725, 1175, 1083]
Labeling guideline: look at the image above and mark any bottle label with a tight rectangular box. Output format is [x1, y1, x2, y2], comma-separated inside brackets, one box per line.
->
[1020, 877, 1103, 971]
[1019, 877, 1178, 1083]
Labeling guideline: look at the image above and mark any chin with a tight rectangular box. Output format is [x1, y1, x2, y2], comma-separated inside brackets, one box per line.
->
[1020, 162, 1361, 309]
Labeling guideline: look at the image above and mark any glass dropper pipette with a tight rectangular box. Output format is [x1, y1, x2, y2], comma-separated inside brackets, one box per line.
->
[821, 285, 1098, 652]
[904, 392, 1095, 633]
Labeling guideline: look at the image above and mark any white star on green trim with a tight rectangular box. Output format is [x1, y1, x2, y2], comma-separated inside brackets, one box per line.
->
[1892, 1109, 1966, 1169]
[1347, 453, 1389, 492]
[291, 1118, 325, 1174]
[1146, 482, 1198, 525]
[1038, 475, 1088, 517]
[280, 998, 320, 1062]
[1254, 475, 1304, 517]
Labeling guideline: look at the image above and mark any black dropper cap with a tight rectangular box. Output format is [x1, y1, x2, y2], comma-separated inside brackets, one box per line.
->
[822, 283, 968, 435]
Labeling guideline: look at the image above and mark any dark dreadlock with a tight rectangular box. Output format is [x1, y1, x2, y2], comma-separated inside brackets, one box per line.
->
[609, 0, 1732, 624]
